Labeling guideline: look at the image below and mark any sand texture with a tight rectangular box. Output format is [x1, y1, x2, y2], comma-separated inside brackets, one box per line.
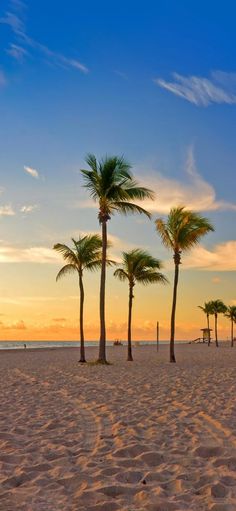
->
[1, 344, 236, 510]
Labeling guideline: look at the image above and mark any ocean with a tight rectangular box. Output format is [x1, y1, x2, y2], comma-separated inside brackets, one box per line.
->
[0, 340, 187, 350]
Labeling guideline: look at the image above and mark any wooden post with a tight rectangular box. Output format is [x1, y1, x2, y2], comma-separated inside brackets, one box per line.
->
[156, 321, 159, 352]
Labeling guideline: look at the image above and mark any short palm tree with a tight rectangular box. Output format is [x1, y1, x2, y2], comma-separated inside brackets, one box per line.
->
[81, 154, 154, 363]
[53, 235, 105, 363]
[198, 301, 213, 345]
[224, 305, 236, 347]
[208, 299, 227, 347]
[156, 206, 214, 363]
[114, 249, 167, 361]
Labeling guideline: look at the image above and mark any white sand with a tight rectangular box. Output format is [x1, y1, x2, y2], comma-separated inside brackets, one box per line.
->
[0, 344, 236, 510]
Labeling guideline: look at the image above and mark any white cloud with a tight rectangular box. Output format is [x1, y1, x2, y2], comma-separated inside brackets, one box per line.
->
[20, 204, 38, 213]
[75, 147, 236, 215]
[0, 245, 61, 263]
[0, 2, 88, 73]
[136, 146, 236, 213]
[155, 71, 236, 106]
[0, 205, 15, 216]
[24, 165, 39, 179]
[183, 241, 236, 271]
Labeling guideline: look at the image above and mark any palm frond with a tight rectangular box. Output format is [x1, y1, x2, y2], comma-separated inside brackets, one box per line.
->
[208, 299, 227, 314]
[112, 201, 151, 218]
[85, 153, 98, 173]
[156, 206, 214, 254]
[115, 248, 167, 286]
[80, 154, 155, 221]
[136, 270, 168, 285]
[56, 264, 77, 281]
[53, 243, 79, 266]
[225, 305, 236, 321]
[155, 219, 174, 249]
[114, 268, 129, 281]
[198, 302, 213, 314]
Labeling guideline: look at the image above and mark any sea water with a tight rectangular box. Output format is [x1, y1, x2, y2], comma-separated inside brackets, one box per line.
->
[0, 340, 187, 350]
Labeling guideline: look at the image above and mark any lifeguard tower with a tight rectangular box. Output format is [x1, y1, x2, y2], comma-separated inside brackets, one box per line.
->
[201, 328, 212, 344]
[190, 327, 212, 344]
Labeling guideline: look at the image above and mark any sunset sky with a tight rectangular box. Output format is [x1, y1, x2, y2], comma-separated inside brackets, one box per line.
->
[0, 0, 236, 341]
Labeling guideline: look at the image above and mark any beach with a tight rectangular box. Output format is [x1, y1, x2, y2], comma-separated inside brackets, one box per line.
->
[0, 344, 236, 511]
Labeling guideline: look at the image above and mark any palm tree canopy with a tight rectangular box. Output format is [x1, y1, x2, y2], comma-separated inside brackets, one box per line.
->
[225, 305, 236, 322]
[54, 234, 113, 280]
[155, 206, 214, 253]
[114, 248, 168, 286]
[198, 301, 214, 315]
[208, 299, 227, 315]
[81, 154, 155, 222]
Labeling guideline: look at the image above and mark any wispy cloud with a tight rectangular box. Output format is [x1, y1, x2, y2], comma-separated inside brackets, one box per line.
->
[0, 245, 60, 263]
[20, 204, 38, 213]
[0, 319, 26, 330]
[155, 71, 236, 106]
[6, 43, 28, 61]
[24, 165, 39, 179]
[0, 205, 15, 217]
[183, 240, 236, 271]
[0, 1, 88, 73]
[136, 146, 236, 213]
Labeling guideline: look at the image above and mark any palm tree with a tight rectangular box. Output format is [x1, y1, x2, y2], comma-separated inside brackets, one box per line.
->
[198, 301, 213, 345]
[53, 235, 105, 363]
[81, 154, 154, 363]
[155, 206, 214, 363]
[208, 299, 227, 347]
[224, 305, 236, 347]
[114, 249, 167, 361]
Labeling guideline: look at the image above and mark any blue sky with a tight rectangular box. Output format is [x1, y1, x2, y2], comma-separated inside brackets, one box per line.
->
[0, 0, 236, 339]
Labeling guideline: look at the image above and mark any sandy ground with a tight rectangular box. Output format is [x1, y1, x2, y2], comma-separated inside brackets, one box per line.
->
[0, 344, 236, 511]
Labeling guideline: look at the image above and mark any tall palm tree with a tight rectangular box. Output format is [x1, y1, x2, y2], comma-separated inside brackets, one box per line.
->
[198, 301, 213, 345]
[81, 154, 154, 363]
[155, 206, 214, 363]
[114, 249, 167, 361]
[53, 235, 105, 363]
[208, 299, 227, 347]
[224, 305, 236, 347]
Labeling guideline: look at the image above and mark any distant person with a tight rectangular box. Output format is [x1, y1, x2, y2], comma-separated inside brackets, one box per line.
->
[24, 343, 26, 349]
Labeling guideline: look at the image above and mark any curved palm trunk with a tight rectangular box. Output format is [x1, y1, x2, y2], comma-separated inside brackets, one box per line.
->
[98, 220, 107, 363]
[215, 313, 218, 347]
[78, 272, 86, 363]
[231, 319, 234, 347]
[170, 256, 179, 363]
[127, 284, 134, 361]
[207, 313, 211, 346]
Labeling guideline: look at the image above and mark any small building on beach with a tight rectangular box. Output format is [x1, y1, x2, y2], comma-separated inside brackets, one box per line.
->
[201, 328, 212, 343]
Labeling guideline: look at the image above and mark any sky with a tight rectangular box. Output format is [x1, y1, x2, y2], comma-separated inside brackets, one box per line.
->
[0, 0, 236, 341]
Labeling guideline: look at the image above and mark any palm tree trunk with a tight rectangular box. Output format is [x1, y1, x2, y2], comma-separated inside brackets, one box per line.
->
[79, 272, 86, 363]
[98, 219, 107, 363]
[127, 284, 133, 361]
[170, 258, 179, 363]
[207, 313, 211, 346]
[215, 313, 218, 347]
[231, 319, 234, 347]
